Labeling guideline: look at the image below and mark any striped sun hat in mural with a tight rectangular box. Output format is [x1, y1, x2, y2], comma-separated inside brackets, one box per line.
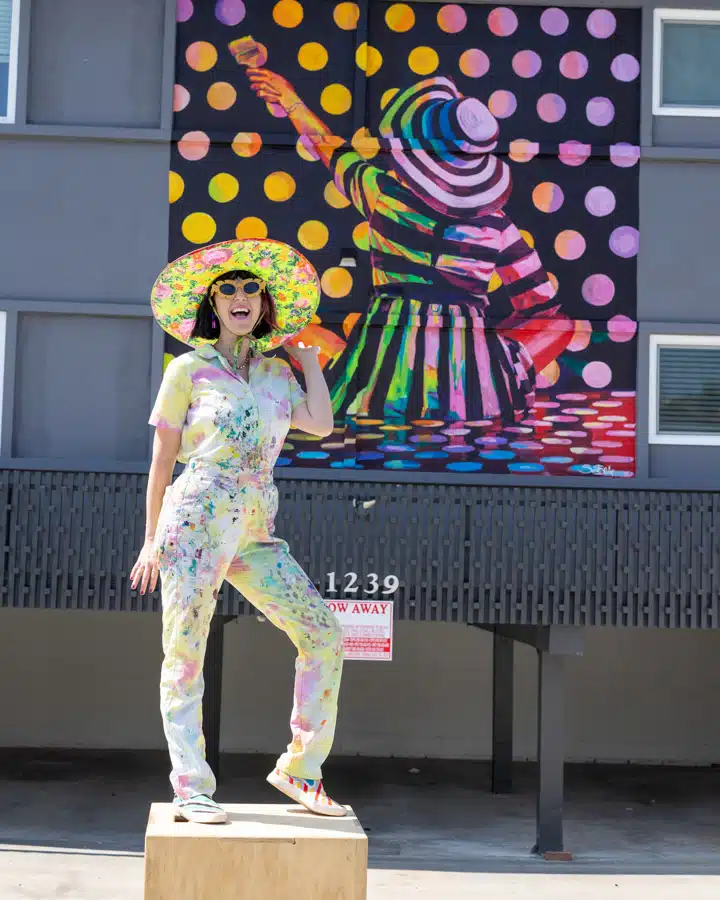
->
[150, 239, 320, 352]
[378, 76, 512, 217]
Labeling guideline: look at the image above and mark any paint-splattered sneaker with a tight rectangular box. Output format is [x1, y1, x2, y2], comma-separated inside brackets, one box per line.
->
[173, 794, 228, 825]
[266, 768, 347, 817]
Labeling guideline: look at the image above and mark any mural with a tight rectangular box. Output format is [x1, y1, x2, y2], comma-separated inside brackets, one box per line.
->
[170, 1, 640, 477]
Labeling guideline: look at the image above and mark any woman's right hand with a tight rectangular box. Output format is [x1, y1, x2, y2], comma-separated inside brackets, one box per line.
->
[247, 68, 300, 110]
[130, 539, 160, 595]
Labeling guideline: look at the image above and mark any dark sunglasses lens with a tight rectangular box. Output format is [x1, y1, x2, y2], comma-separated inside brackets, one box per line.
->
[219, 283, 236, 295]
[243, 281, 261, 295]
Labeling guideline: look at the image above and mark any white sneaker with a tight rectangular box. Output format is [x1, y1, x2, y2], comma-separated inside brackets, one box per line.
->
[173, 794, 228, 824]
[267, 768, 347, 817]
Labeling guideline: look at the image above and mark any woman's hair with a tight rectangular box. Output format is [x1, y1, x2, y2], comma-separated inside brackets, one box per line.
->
[192, 269, 277, 341]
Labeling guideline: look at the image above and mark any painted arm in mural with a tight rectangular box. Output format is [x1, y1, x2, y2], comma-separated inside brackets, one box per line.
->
[247, 68, 343, 167]
[494, 220, 573, 375]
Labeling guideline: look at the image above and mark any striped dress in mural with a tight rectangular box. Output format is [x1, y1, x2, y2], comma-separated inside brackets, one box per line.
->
[328, 148, 561, 426]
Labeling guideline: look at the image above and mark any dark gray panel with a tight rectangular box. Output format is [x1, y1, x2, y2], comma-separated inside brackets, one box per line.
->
[649, 444, 720, 479]
[638, 161, 720, 321]
[27, 0, 165, 128]
[0, 140, 170, 301]
[13, 314, 153, 461]
[653, 116, 720, 149]
[2, 474, 719, 629]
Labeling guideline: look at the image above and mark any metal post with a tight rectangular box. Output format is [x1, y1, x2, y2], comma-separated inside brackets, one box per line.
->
[491, 632, 514, 793]
[534, 649, 566, 857]
[202, 615, 227, 785]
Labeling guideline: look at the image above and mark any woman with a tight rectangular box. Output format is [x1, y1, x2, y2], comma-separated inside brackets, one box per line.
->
[130, 238, 346, 824]
[247, 68, 573, 429]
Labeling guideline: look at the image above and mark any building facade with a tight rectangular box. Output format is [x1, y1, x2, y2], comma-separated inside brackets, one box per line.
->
[1, 0, 720, 853]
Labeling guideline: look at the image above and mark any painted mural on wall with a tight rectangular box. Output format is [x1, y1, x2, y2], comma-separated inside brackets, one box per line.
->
[169, 1, 640, 477]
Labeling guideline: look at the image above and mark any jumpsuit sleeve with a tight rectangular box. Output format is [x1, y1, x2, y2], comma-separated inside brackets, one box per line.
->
[149, 356, 193, 431]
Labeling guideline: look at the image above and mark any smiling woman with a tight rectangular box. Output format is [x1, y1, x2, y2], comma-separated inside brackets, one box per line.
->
[0, 0, 19, 122]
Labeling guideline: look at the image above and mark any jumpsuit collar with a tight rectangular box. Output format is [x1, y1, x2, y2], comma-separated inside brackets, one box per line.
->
[195, 342, 259, 384]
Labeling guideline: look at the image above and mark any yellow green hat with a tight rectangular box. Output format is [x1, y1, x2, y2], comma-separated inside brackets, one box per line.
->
[150, 238, 320, 352]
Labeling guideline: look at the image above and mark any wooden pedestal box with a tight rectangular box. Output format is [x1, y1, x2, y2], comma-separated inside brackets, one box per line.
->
[144, 803, 368, 900]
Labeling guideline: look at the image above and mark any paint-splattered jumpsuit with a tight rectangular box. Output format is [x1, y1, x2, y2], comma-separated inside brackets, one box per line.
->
[149, 344, 344, 801]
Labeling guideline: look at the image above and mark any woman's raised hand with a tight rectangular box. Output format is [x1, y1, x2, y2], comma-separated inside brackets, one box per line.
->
[247, 68, 300, 111]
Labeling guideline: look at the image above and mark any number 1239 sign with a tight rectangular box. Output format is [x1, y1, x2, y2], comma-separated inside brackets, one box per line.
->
[324, 571, 397, 661]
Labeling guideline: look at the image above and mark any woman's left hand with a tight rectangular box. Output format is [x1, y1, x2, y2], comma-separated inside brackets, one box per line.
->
[286, 341, 321, 368]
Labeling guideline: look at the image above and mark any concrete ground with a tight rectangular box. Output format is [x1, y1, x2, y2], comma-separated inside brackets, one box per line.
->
[1, 752, 719, 899]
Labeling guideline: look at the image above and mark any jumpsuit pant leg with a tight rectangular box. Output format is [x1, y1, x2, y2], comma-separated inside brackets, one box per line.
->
[157, 473, 239, 800]
[224, 538, 344, 782]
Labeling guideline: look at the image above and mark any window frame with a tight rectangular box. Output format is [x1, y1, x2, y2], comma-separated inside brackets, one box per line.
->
[0, 0, 20, 124]
[652, 8, 720, 118]
[649, 333, 720, 446]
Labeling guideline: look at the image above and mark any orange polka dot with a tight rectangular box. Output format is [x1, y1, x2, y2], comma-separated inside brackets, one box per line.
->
[548, 272, 559, 294]
[321, 267, 353, 298]
[321, 84, 352, 115]
[178, 131, 210, 161]
[356, 43, 383, 76]
[343, 312, 361, 337]
[182, 212, 216, 244]
[333, 2, 359, 29]
[232, 132, 262, 157]
[324, 181, 351, 209]
[264, 171, 296, 202]
[353, 221, 370, 251]
[520, 229, 535, 248]
[235, 217, 268, 239]
[207, 82, 237, 110]
[208, 173, 239, 203]
[298, 42, 328, 71]
[296, 135, 320, 162]
[408, 46, 439, 75]
[169, 171, 184, 204]
[537, 360, 560, 388]
[298, 220, 329, 250]
[488, 271, 502, 292]
[385, 3, 415, 31]
[351, 127, 380, 159]
[273, 0, 303, 27]
[380, 88, 399, 109]
[186, 41, 217, 72]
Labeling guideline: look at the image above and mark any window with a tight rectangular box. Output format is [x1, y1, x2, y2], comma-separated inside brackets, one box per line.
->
[653, 9, 720, 117]
[0, 0, 19, 123]
[649, 335, 720, 445]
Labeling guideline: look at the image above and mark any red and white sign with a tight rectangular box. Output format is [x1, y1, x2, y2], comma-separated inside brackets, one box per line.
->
[325, 599, 394, 661]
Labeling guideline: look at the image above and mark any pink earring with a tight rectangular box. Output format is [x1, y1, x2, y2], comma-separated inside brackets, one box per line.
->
[211, 311, 217, 329]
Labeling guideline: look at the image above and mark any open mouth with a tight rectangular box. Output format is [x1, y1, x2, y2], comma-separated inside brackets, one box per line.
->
[230, 305, 251, 322]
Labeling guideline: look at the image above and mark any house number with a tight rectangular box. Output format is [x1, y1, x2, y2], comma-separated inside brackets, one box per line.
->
[326, 572, 399, 596]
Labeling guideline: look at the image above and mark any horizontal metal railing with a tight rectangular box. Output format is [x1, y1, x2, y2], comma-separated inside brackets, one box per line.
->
[1, 470, 718, 627]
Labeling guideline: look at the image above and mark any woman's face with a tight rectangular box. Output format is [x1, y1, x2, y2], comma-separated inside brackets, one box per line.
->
[211, 276, 265, 337]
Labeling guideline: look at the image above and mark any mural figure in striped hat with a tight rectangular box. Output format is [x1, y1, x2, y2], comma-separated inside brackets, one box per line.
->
[248, 68, 573, 432]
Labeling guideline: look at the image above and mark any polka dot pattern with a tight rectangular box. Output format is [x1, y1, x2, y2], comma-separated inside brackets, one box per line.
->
[459, 49, 490, 78]
[437, 4, 467, 33]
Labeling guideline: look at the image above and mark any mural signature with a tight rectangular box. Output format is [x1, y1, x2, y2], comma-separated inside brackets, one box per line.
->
[575, 464, 622, 477]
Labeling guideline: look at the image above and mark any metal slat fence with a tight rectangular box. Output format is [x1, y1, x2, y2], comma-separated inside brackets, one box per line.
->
[0, 470, 718, 627]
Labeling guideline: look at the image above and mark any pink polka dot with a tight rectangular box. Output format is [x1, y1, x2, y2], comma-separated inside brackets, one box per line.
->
[488, 7, 518, 36]
[173, 84, 190, 112]
[608, 315, 637, 342]
[568, 321, 592, 352]
[612, 53, 640, 82]
[582, 274, 615, 306]
[513, 50, 542, 78]
[540, 8, 569, 35]
[559, 141, 591, 166]
[488, 90, 517, 118]
[509, 139, 539, 162]
[610, 226, 639, 258]
[177, 0, 194, 22]
[587, 9, 616, 38]
[178, 130, 210, 161]
[587, 97, 615, 126]
[437, 4, 467, 33]
[537, 93, 566, 123]
[585, 186, 616, 217]
[555, 230, 586, 260]
[215, 0, 245, 26]
[610, 143, 640, 168]
[459, 49, 490, 78]
[583, 361, 612, 389]
[559, 51, 589, 79]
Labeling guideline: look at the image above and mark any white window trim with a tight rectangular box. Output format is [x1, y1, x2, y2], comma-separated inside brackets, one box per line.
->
[649, 334, 720, 446]
[0, 0, 21, 125]
[653, 8, 720, 118]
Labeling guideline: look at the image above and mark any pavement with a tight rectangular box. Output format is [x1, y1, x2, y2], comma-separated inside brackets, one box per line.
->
[1, 752, 719, 899]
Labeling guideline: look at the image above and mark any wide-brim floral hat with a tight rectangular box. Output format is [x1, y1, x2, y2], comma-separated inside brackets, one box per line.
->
[150, 238, 320, 352]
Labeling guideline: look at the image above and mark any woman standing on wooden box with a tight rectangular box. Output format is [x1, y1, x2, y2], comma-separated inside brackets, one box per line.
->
[130, 239, 346, 824]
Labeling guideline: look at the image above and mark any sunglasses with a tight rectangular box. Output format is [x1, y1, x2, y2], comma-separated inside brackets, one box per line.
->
[212, 278, 265, 297]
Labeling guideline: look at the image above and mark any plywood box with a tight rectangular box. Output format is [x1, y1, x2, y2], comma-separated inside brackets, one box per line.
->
[144, 803, 368, 900]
